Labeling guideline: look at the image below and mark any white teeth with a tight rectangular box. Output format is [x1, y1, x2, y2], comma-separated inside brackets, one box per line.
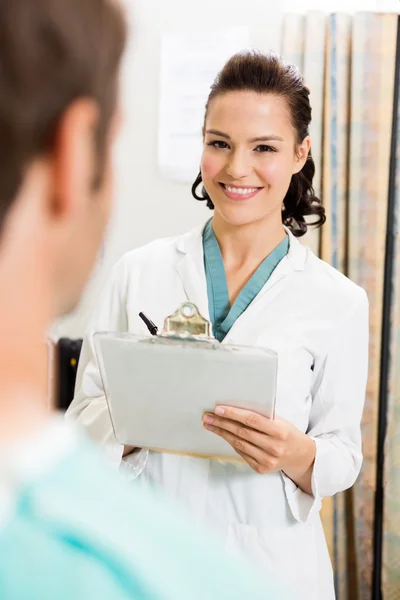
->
[225, 185, 258, 194]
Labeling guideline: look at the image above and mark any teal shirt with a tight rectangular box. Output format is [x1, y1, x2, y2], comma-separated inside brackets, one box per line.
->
[0, 421, 283, 600]
[203, 220, 290, 342]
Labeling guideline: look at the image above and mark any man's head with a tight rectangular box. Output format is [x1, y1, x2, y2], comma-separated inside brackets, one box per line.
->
[0, 0, 126, 316]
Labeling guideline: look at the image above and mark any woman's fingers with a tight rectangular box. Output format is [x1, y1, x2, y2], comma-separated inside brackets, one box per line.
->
[203, 414, 284, 458]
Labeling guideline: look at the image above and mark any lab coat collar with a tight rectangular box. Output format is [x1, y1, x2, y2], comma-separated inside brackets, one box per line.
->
[175, 222, 309, 341]
[175, 222, 308, 272]
[176, 224, 205, 255]
[284, 227, 308, 271]
[175, 224, 210, 321]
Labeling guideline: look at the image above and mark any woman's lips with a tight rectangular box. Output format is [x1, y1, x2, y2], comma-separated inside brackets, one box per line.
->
[219, 182, 263, 200]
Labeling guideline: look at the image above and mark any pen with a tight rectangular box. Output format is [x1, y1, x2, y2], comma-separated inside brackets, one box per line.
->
[139, 312, 158, 336]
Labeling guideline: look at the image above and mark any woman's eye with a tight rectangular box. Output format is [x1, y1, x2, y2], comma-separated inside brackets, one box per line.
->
[207, 140, 229, 149]
[254, 145, 276, 153]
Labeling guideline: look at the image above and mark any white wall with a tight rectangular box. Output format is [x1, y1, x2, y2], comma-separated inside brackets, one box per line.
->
[53, 0, 400, 338]
[285, 0, 400, 10]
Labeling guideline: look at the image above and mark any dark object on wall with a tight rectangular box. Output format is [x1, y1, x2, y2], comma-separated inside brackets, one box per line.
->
[56, 338, 83, 411]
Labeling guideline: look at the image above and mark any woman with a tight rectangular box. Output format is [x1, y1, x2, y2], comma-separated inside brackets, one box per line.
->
[67, 51, 369, 600]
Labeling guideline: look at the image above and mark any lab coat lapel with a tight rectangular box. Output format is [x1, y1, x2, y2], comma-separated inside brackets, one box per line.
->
[222, 259, 292, 343]
[223, 231, 308, 343]
[174, 225, 309, 342]
[175, 224, 210, 323]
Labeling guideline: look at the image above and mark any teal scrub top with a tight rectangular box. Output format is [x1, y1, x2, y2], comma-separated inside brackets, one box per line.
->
[203, 220, 290, 342]
[0, 422, 283, 600]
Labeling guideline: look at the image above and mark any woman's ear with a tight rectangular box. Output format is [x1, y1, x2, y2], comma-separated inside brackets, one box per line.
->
[293, 136, 311, 175]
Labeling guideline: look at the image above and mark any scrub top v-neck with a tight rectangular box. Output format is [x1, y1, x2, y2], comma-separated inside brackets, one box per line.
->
[203, 220, 289, 342]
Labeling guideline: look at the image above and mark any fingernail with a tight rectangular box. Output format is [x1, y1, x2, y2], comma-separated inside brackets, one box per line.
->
[215, 407, 225, 416]
[203, 415, 214, 424]
[204, 423, 215, 432]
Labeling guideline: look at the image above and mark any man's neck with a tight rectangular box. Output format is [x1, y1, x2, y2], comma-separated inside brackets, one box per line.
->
[0, 240, 53, 444]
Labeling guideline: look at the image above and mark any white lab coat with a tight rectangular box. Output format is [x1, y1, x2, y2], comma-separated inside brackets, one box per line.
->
[67, 224, 369, 600]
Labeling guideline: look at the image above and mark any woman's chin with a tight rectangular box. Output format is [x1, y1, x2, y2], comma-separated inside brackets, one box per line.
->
[213, 206, 267, 228]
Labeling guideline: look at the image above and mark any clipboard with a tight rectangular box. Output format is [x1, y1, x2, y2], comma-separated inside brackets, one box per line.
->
[94, 330, 278, 460]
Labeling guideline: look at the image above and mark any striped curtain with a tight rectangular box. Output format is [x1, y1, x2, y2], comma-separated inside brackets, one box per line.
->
[282, 12, 400, 600]
[383, 25, 400, 600]
[281, 11, 326, 257]
[348, 13, 398, 600]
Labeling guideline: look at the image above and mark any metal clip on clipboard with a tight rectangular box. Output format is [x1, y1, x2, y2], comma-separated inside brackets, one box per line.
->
[162, 302, 211, 339]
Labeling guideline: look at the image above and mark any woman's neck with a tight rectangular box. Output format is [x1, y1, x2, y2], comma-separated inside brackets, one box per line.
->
[211, 213, 287, 271]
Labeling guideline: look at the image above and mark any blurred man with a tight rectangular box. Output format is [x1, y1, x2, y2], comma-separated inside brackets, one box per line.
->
[0, 1, 282, 599]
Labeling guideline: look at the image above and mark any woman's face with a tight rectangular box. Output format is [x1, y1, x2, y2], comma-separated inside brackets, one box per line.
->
[200, 91, 310, 228]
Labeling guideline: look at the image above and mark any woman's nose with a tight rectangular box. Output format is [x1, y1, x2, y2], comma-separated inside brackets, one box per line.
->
[225, 149, 252, 180]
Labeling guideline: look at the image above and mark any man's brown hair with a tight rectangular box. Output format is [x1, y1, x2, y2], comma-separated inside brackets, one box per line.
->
[0, 0, 127, 228]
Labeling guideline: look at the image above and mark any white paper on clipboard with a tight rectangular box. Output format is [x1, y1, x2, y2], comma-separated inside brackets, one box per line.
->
[94, 332, 277, 459]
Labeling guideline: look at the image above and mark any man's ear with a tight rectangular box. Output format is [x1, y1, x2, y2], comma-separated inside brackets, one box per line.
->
[48, 98, 100, 222]
[292, 136, 311, 175]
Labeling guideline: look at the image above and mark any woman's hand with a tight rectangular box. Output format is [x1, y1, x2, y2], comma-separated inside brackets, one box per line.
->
[203, 406, 316, 494]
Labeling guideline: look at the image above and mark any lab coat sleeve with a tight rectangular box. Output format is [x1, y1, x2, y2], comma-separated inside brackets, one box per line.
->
[65, 256, 148, 479]
[282, 288, 369, 523]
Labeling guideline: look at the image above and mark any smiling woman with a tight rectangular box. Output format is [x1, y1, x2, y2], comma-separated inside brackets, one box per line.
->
[68, 50, 369, 600]
[192, 51, 325, 238]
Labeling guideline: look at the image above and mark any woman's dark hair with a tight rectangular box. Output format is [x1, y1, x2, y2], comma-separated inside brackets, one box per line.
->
[191, 50, 325, 237]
